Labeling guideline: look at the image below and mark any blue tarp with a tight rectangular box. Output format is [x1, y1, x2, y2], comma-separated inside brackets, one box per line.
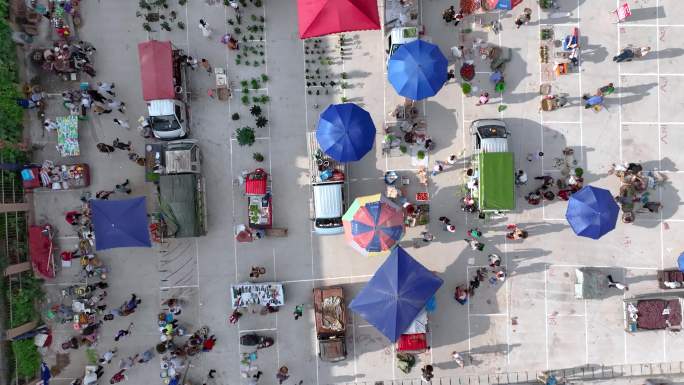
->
[316, 103, 376, 162]
[565, 186, 619, 240]
[91, 197, 152, 250]
[388, 39, 448, 100]
[349, 247, 443, 342]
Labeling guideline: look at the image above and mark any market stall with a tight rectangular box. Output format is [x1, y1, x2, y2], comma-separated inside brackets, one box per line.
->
[22, 162, 90, 190]
[245, 169, 272, 229]
[230, 282, 284, 309]
[624, 296, 683, 332]
[56, 115, 79, 156]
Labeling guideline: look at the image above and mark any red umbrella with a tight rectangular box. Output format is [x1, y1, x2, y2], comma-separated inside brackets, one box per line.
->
[297, 0, 380, 39]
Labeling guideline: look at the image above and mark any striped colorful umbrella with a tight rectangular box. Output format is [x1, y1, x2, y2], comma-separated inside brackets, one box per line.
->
[343, 194, 405, 256]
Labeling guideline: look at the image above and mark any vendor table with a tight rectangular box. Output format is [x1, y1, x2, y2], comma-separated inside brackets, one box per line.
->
[23, 163, 90, 190]
[56, 115, 79, 156]
[230, 282, 284, 309]
[248, 195, 272, 229]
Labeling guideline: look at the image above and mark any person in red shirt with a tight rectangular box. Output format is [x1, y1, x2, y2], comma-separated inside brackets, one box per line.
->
[202, 335, 217, 352]
[65, 210, 82, 225]
[110, 369, 127, 384]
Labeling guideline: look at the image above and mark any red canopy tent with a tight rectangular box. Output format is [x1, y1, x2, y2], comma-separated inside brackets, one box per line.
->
[297, 0, 380, 39]
[29, 225, 55, 279]
[137, 40, 175, 101]
[245, 168, 268, 195]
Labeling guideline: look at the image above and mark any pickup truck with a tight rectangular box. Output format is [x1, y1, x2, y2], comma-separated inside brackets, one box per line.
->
[313, 287, 347, 362]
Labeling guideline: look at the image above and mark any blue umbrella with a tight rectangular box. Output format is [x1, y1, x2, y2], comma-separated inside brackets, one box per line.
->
[91, 197, 152, 250]
[565, 186, 619, 239]
[388, 39, 448, 100]
[349, 247, 443, 342]
[316, 103, 376, 162]
[678, 252, 684, 272]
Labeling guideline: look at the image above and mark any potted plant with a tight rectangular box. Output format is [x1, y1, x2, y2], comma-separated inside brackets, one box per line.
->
[399, 145, 407, 154]
[417, 150, 425, 160]
[461, 82, 472, 95]
[236, 126, 256, 146]
[574, 167, 584, 177]
[231, 113, 240, 121]
[253, 152, 264, 162]
[255, 116, 268, 128]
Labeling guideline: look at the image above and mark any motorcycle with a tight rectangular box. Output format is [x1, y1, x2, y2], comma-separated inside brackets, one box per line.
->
[239, 333, 274, 349]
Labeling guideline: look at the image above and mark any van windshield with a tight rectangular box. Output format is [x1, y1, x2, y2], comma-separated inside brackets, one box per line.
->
[150, 114, 181, 132]
[315, 217, 343, 228]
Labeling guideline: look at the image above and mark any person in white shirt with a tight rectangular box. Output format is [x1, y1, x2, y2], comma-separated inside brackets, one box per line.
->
[607, 274, 629, 291]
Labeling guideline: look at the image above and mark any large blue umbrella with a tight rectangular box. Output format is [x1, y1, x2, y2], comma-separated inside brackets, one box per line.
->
[388, 39, 448, 100]
[316, 103, 376, 162]
[677, 252, 684, 272]
[91, 197, 152, 250]
[565, 186, 619, 239]
[349, 247, 443, 342]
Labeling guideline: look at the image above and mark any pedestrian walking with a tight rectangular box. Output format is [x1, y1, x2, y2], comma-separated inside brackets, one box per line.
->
[202, 335, 217, 352]
[44, 118, 59, 132]
[515, 169, 528, 185]
[276, 366, 290, 384]
[526, 151, 544, 162]
[506, 224, 528, 240]
[607, 274, 629, 291]
[464, 238, 485, 251]
[514, 8, 532, 28]
[438, 216, 451, 225]
[199, 19, 212, 38]
[293, 304, 304, 320]
[88, 89, 108, 104]
[476, 92, 490, 106]
[113, 118, 130, 129]
[450, 45, 464, 60]
[488, 254, 501, 268]
[452, 351, 465, 367]
[447, 154, 457, 166]
[200, 58, 212, 73]
[107, 99, 126, 113]
[126, 294, 141, 311]
[112, 138, 131, 151]
[115, 179, 132, 194]
[113, 328, 129, 342]
[466, 228, 482, 238]
[94, 105, 113, 115]
[454, 10, 464, 26]
[118, 355, 137, 370]
[99, 348, 117, 364]
[97, 82, 115, 96]
[421, 365, 434, 382]
[583, 94, 604, 109]
[186, 56, 199, 70]
[431, 161, 444, 176]
[109, 369, 127, 384]
[446, 69, 456, 82]
[96, 190, 114, 200]
[442, 6, 455, 23]
[598, 83, 615, 96]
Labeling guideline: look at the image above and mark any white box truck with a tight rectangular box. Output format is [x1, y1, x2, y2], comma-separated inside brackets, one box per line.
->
[137, 40, 189, 140]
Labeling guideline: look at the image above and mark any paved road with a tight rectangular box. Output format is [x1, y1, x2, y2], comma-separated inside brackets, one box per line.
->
[24, 0, 684, 384]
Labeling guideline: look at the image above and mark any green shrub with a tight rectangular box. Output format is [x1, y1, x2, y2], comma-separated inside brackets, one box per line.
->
[231, 113, 240, 120]
[12, 339, 40, 378]
[417, 150, 425, 160]
[253, 152, 264, 162]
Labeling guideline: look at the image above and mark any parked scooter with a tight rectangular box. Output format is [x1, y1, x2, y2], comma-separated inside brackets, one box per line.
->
[239, 333, 274, 349]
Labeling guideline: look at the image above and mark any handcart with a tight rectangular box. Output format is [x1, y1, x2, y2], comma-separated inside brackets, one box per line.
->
[214, 67, 231, 101]
[29, 224, 55, 279]
[612, 3, 631, 23]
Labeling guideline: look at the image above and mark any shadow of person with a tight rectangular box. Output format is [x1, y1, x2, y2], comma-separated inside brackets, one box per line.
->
[581, 44, 609, 64]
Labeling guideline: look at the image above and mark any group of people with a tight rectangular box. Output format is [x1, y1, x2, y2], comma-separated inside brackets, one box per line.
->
[610, 162, 666, 223]
[59, 81, 119, 118]
[37, 40, 97, 77]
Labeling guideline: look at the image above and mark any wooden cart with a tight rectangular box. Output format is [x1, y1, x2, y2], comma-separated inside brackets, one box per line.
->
[215, 67, 231, 101]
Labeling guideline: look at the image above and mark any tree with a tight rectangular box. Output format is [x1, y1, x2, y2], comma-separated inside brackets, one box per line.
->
[236, 127, 255, 146]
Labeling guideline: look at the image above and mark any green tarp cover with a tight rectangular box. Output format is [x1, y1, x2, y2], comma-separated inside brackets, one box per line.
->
[159, 174, 200, 238]
[479, 152, 515, 211]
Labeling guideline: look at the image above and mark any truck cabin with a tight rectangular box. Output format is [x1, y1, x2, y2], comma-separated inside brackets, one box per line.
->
[471, 119, 510, 152]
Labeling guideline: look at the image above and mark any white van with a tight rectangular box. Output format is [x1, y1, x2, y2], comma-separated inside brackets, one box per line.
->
[385, 26, 420, 65]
